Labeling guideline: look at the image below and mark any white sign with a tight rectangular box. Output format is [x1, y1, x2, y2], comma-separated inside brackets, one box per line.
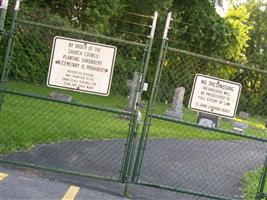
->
[0, 0, 9, 9]
[189, 74, 242, 118]
[143, 83, 148, 91]
[47, 36, 117, 96]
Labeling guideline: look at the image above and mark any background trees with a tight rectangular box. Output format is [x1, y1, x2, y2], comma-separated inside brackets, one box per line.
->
[1, 0, 266, 113]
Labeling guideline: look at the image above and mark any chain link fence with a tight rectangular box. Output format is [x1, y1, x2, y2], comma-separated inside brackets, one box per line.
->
[0, 1, 157, 183]
[134, 13, 267, 200]
[0, 3, 267, 200]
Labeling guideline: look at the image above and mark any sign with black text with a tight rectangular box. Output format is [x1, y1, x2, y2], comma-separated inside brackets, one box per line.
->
[189, 74, 242, 118]
[47, 36, 117, 96]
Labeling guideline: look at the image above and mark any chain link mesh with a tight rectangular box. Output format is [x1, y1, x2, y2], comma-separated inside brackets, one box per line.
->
[137, 45, 267, 199]
[1, 3, 267, 199]
[0, 3, 153, 181]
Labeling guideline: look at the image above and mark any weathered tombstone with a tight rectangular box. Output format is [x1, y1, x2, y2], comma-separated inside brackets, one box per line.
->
[125, 72, 141, 112]
[48, 92, 72, 102]
[122, 72, 142, 121]
[165, 87, 185, 119]
[238, 111, 249, 120]
[232, 111, 249, 133]
[198, 118, 215, 128]
[232, 121, 248, 133]
[197, 112, 221, 128]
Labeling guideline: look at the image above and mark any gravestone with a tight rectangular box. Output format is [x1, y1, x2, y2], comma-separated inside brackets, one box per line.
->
[198, 118, 215, 128]
[125, 72, 141, 112]
[165, 87, 185, 119]
[48, 92, 72, 102]
[232, 121, 248, 133]
[197, 112, 221, 128]
[232, 111, 249, 133]
[238, 111, 249, 120]
[122, 72, 142, 121]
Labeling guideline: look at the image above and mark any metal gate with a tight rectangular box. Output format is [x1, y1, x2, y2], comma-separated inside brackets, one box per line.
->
[1, 2, 267, 200]
[132, 13, 267, 200]
[0, 0, 157, 186]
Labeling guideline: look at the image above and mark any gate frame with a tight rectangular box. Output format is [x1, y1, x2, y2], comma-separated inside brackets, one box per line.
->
[131, 11, 267, 200]
[0, 0, 158, 193]
[1, 3, 267, 199]
[132, 11, 173, 184]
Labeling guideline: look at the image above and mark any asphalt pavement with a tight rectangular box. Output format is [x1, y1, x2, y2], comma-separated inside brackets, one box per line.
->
[0, 139, 266, 200]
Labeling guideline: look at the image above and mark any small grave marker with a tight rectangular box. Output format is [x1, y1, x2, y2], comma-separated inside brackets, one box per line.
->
[198, 118, 215, 128]
[232, 121, 248, 133]
[238, 111, 249, 120]
[197, 112, 221, 128]
[49, 92, 72, 102]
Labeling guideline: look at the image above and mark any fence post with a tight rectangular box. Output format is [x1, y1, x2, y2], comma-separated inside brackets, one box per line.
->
[256, 153, 267, 200]
[119, 11, 158, 197]
[0, 0, 20, 111]
[132, 12, 172, 183]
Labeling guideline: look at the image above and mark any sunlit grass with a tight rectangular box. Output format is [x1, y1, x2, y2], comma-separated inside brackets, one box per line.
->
[0, 81, 266, 154]
[241, 167, 266, 200]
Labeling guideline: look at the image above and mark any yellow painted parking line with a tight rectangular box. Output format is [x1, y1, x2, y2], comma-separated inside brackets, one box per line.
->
[0, 172, 9, 181]
[61, 185, 80, 200]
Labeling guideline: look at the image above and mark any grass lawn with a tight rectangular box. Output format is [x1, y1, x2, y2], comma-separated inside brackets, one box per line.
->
[241, 167, 266, 200]
[0, 81, 266, 154]
[1, 81, 267, 200]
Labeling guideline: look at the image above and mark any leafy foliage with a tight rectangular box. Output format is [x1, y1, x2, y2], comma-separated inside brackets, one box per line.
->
[229, 0, 267, 114]
[1, 0, 266, 114]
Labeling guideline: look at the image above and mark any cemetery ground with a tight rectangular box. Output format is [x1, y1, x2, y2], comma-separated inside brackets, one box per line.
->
[242, 167, 266, 200]
[1, 81, 267, 199]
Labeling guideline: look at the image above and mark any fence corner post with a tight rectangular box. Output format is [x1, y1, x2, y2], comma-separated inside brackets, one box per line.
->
[255, 152, 267, 200]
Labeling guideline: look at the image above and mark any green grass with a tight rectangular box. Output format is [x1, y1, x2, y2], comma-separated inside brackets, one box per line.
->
[0, 81, 131, 153]
[241, 167, 266, 200]
[0, 81, 266, 154]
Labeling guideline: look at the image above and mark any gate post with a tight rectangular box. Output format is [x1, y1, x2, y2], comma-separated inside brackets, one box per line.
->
[119, 11, 158, 196]
[0, 0, 20, 111]
[256, 153, 267, 200]
[132, 12, 172, 183]
[0, 0, 9, 32]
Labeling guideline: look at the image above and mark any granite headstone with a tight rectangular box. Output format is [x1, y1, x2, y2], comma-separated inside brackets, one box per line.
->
[49, 92, 72, 102]
[197, 112, 221, 128]
[125, 72, 141, 112]
[165, 87, 185, 119]
[238, 111, 249, 120]
[198, 118, 215, 128]
[232, 121, 248, 133]
[122, 72, 142, 121]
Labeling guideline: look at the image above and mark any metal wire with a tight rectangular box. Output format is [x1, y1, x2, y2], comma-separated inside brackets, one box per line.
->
[0, 2, 155, 189]
[137, 40, 267, 200]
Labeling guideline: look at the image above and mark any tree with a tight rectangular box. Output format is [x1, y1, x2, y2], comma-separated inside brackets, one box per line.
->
[245, 0, 267, 68]
[22, 0, 124, 33]
[226, 0, 267, 114]
[242, 0, 267, 114]
[224, 4, 251, 62]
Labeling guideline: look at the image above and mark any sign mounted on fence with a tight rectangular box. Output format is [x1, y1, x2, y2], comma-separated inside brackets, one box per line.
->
[189, 74, 242, 118]
[0, 0, 9, 9]
[47, 36, 117, 96]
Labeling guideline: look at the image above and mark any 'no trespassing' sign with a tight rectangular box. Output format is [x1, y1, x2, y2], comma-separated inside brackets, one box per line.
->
[189, 74, 242, 118]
